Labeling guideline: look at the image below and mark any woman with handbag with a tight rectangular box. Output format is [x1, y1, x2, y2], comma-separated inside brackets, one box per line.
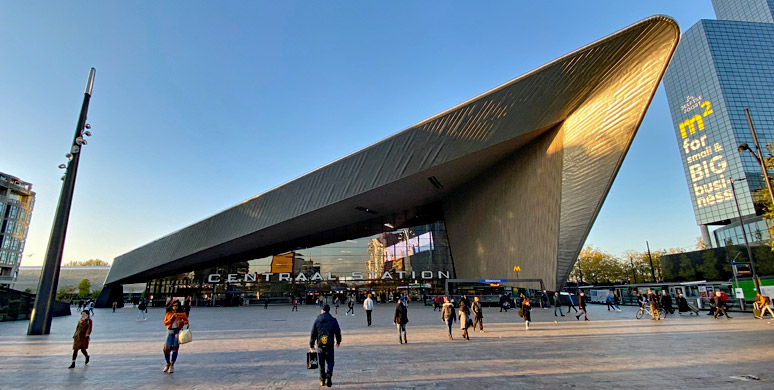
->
[458, 300, 471, 340]
[163, 300, 189, 374]
[68, 310, 92, 369]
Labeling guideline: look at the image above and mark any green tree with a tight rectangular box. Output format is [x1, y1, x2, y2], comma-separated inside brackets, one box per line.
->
[698, 250, 720, 280]
[56, 286, 76, 302]
[678, 254, 695, 281]
[751, 143, 774, 250]
[64, 259, 109, 266]
[571, 246, 627, 284]
[77, 278, 91, 297]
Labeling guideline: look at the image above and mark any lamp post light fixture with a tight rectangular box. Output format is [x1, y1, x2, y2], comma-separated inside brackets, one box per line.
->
[28, 68, 96, 335]
[728, 177, 761, 294]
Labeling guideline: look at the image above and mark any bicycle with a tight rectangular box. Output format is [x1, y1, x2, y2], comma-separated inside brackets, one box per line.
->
[636, 304, 666, 320]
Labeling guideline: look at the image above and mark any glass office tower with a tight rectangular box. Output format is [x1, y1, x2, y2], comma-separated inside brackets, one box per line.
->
[664, 0, 774, 247]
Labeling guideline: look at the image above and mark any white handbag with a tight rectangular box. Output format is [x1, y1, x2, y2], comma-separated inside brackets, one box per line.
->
[178, 326, 192, 344]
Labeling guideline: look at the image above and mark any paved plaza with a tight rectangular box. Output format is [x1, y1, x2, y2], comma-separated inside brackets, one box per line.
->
[1, 302, 772, 389]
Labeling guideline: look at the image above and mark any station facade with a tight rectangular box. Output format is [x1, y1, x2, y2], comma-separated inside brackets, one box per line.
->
[99, 17, 680, 307]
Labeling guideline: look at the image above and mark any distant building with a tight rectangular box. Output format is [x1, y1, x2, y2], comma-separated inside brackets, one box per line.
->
[664, 0, 774, 247]
[0, 172, 35, 288]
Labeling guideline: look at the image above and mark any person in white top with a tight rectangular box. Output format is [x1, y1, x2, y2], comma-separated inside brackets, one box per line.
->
[363, 294, 374, 326]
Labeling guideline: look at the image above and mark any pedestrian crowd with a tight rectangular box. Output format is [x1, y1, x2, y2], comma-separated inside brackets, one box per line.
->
[64, 288, 774, 387]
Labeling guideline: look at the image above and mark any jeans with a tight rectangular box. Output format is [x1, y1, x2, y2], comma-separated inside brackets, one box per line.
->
[396, 323, 406, 341]
[445, 318, 454, 336]
[165, 328, 180, 348]
[554, 305, 564, 316]
[317, 348, 335, 380]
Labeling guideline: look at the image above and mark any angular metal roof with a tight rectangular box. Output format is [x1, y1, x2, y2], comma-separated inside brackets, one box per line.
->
[106, 16, 679, 286]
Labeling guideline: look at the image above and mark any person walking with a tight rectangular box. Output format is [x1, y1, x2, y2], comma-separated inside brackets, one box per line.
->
[346, 297, 355, 316]
[647, 290, 661, 320]
[310, 304, 341, 387]
[713, 291, 732, 320]
[605, 295, 615, 311]
[441, 296, 456, 340]
[334, 296, 340, 315]
[661, 291, 674, 315]
[566, 294, 579, 314]
[292, 297, 298, 312]
[554, 292, 565, 318]
[363, 294, 374, 326]
[112, 301, 117, 313]
[264, 297, 269, 309]
[433, 295, 441, 311]
[459, 300, 471, 340]
[184, 297, 192, 317]
[519, 296, 532, 330]
[88, 300, 95, 316]
[472, 296, 484, 332]
[613, 292, 622, 311]
[393, 297, 409, 344]
[137, 299, 147, 321]
[575, 292, 589, 321]
[68, 310, 92, 369]
[162, 300, 189, 374]
[754, 293, 774, 319]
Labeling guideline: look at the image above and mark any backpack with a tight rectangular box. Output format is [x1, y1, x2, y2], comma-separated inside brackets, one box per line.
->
[138, 301, 146, 311]
[720, 292, 728, 302]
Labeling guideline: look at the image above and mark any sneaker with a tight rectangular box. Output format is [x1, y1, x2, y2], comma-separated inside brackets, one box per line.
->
[168, 363, 174, 374]
[326, 374, 332, 387]
[576, 315, 580, 320]
[68, 362, 75, 369]
[163, 363, 170, 373]
[584, 318, 590, 321]
[85, 355, 89, 365]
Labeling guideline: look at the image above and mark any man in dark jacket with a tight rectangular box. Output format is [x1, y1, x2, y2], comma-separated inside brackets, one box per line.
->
[393, 298, 409, 344]
[310, 304, 342, 387]
[472, 296, 484, 332]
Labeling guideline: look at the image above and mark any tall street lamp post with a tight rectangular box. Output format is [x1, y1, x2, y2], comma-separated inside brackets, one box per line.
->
[738, 108, 774, 205]
[728, 177, 761, 294]
[736, 108, 769, 295]
[28, 68, 96, 335]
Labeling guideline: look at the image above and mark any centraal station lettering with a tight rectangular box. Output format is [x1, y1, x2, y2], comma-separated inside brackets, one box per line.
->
[207, 270, 450, 284]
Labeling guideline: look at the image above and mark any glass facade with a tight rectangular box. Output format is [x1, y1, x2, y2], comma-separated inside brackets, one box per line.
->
[0, 173, 35, 287]
[145, 220, 455, 306]
[713, 216, 768, 247]
[663, 0, 774, 246]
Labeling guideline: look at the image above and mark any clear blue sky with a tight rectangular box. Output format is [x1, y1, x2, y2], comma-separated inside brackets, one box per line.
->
[0, 1, 718, 267]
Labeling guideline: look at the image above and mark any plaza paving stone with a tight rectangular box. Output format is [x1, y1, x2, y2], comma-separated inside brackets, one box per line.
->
[1, 302, 772, 389]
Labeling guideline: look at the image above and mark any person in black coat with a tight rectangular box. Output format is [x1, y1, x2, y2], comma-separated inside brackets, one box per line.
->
[575, 292, 589, 321]
[310, 305, 342, 387]
[660, 291, 674, 314]
[393, 298, 409, 344]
